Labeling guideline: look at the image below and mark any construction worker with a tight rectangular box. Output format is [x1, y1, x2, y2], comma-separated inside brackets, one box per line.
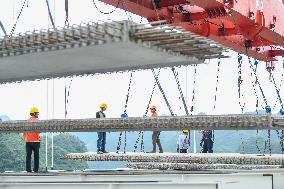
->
[96, 103, 108, 154]
[147, 105, 163, 153]
[200, 130, 213, 153]
[177, 130, 190, 153]
[23, 107, 41, 173]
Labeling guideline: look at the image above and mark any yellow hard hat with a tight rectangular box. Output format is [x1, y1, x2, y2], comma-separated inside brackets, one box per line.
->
[30, 106, 39, 114]
[100, 103, 107, 108]
[182, 130, 189, 133]
[150, 105, 157, 110]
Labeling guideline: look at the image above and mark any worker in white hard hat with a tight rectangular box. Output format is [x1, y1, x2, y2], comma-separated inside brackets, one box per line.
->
[96, 103, 108, 154]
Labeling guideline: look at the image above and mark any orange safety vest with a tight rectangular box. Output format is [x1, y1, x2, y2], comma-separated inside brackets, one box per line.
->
[151, 112, 158, 117]
[23, 116, 40, 142]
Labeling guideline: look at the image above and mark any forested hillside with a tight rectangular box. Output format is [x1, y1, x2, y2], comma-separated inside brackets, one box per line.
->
[0, 133, 88, 172]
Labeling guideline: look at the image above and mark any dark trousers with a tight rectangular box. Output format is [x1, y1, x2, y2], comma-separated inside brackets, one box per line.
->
[26, 142, 40, 172]
[151, 131, 163, 152]
[97, 132, 106, 152]
[179, 149, 187, 153]
[202, 140, 213, 153]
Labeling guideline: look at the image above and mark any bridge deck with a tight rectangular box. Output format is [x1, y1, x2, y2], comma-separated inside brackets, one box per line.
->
[0, 169, 283, 189]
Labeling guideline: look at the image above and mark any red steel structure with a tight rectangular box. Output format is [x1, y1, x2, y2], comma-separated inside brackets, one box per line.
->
[99, 0, 284, 61]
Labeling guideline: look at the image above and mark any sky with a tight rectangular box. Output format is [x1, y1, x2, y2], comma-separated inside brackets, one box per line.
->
[0, 0, 283, 121]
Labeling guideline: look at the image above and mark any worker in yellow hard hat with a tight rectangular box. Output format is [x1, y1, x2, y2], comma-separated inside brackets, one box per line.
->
[177, 129, 190, 153]
[147, 105, 163, 153]
[96, 103, 108, 154]
[23, 106, 41, 173]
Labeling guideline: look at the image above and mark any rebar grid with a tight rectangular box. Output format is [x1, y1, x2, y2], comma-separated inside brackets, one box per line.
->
[0, 20, 225, 60]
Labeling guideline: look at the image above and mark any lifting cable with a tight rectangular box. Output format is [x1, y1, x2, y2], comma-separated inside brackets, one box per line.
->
[212, 59, 221, 142]
[152, 69, 174, 116]
[45, 0, 56, 29]
[249, 60, 264, 109]
[190, 65, 197, 115]
[272, 72, 284, 110]
[133, 69, 161, 152]
[171, 66, 190, 144]
[0, 21, 7, 36]
[64, 79, 73, 118]
[269, 72, 284, 109]
[144, 69, 161, 116]
[248, 59, 266, 154]
[9, 0, 28, 37]
[247, 52, 271, 155]
[236, 55, 246, 153]
[171, 67, 189, 115]
[191, 65, 197, 150]
[248, 60, 264, 113]
[269, 63, 284, 154]
[116, 72, 133, 153]
[64, 0, 69, 27]
[247, 54, 268, 106]
[237, 54, 246, 113]
[92, 0, 121, 15]
[274, 58, 284, 154]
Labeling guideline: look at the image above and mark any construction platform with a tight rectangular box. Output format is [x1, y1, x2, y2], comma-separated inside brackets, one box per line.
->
[0, 114, 283, 133]
[0, 20, 226, 83]
[0, 169, 283, 189]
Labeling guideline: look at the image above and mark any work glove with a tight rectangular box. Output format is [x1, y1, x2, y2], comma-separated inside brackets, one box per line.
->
[199, 142, 203, 147]
[176, 148, 179, 153]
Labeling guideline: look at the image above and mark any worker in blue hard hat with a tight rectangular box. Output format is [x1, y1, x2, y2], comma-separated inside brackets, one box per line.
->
[177, 130, 190, 153]
[280, 108, 284, 115]
[121, 113, 128, 118]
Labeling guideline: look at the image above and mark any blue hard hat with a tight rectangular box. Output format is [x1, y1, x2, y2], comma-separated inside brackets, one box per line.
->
[121, 113, 128, 118]
[280, 108, 284, 115]
[265, 105, 272, 113]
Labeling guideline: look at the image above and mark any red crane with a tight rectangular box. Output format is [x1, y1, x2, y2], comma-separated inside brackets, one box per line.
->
[98, 0, 284, 62]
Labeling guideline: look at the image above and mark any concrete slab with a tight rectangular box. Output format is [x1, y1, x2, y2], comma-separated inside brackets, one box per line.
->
[0, 41, 198, 83]
[0, 21, 226, 83]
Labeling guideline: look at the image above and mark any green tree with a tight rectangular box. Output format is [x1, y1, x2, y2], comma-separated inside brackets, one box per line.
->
[0, 133, 88, 172]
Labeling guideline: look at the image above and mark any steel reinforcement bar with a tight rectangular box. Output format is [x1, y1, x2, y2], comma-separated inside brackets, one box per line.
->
[0, 114, 283, 133]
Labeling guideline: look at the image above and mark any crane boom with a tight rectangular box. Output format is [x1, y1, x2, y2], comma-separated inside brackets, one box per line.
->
[98, 0, 284, 61]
